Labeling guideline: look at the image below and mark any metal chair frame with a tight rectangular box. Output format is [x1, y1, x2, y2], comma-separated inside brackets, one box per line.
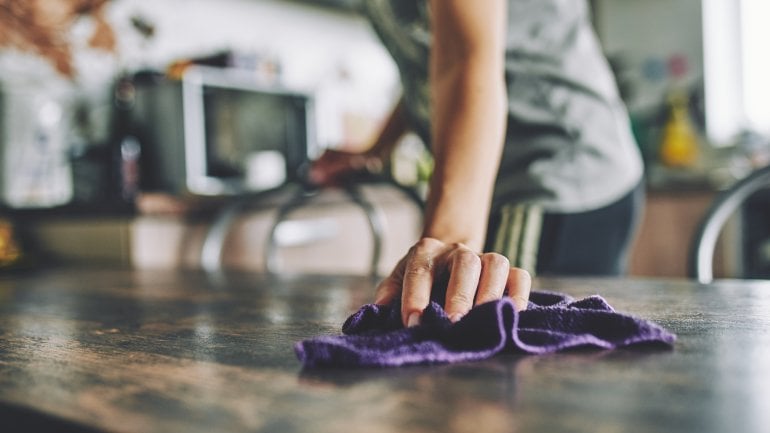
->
[200, 178, 424, 277]
[688, 164, 770, 283]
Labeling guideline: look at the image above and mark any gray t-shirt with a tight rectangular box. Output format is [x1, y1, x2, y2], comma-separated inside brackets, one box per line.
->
[363, 0, 643, 213]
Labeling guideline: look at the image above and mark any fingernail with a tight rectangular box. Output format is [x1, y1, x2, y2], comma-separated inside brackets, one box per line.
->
[449, 313, 463, 323]
[407, 312, 421, 328]
[512, 296, 529, 312]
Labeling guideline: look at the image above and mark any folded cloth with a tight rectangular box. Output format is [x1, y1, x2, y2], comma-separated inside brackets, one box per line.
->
[295, 291, 676, 368]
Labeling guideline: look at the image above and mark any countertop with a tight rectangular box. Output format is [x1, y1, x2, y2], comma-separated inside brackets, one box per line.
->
[1, 268, 770, 432]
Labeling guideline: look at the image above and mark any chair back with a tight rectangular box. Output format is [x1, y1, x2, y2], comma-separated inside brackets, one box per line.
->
[688, 164, 770, 283]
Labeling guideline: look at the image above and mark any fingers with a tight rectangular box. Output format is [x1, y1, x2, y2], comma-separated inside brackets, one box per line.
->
[444, 251, 515, 322]
[308, 150, 381, 186]
[443, 245, 482, 322]
[506, 267, 532, 312]
[307, 150, 356, 185]
[473, 253, 511, 305]
[373, 278, 400, 306]
[374, 256, 408, 306]
[400, 238, 446, 328]
[377, 236, 532, 329]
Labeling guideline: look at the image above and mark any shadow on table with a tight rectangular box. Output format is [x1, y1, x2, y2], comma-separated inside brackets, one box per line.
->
[0, 401, 106, 433]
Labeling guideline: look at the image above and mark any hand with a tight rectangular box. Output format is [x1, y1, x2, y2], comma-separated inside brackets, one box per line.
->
[308, 149, 383, 187]
[374, 237, 531, 327]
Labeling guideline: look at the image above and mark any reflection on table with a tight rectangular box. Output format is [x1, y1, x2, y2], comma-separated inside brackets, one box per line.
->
[1, 268, 770, 433]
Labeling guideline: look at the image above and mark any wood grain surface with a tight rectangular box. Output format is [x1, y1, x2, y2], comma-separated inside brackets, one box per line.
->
[1, 268, 770, 433]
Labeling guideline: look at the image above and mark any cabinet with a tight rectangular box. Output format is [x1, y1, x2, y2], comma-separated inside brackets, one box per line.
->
[21, 185, 740, 279]
[629, 188, 736, 278]
[22, 184, 422, 276]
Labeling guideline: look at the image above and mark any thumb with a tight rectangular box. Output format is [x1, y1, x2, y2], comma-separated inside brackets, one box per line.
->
[374, 276, 401, 306]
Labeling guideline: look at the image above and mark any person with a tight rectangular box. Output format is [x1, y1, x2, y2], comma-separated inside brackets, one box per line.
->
[309, 0, 644, 329]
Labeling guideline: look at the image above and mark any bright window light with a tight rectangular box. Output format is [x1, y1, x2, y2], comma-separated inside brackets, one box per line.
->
[703, 0, 770, 145]
[702, 0, 743, 145]
[741, 0, 770, 136]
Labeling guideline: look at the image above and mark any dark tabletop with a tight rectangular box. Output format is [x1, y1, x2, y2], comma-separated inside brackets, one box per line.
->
[1, 268, 770, 433]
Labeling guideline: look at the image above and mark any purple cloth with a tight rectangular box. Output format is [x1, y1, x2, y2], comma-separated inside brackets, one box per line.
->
[295, 291, 676, 368]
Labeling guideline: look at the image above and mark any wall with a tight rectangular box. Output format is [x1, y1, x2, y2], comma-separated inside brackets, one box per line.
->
[593, 0, 703, 115]
[107, 0, 399, 114]
[0, 0, 400, 207]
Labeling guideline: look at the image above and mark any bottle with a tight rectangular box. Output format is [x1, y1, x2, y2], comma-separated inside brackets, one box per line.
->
[659, 90, 701, 168]
[0, 216, 22, 270]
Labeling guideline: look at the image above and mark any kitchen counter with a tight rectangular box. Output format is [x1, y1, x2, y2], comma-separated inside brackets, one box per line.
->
[13, 183, 423, 275]
[2, 268, 770, 432]
[13, 179, 741, 278]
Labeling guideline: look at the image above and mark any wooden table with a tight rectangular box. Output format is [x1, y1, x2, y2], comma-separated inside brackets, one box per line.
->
[1, 268, 770, 433]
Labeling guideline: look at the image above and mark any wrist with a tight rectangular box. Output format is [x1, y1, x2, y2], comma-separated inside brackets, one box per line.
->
[351, 153, 384, 175]
[421, 230, 484, 252]
[422, 206, 486, 250]
[421, 182, 490, 252]
[364, 156, 384, 175]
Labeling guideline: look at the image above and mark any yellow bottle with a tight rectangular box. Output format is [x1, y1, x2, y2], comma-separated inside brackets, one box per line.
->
[659, 91, 700, 168]
[0, 218, 22, 269]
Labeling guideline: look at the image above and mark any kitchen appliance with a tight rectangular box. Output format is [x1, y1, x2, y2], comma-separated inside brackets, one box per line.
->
[126, 66, 316, 196]
[0, 79, 76, 208]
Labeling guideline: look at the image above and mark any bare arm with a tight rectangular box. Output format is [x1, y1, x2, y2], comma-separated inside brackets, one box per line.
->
[375, 0, 531, 326]
[308, 98, 408, 186]
[367, 97, 409, 161]
[424, 0, 508, 250]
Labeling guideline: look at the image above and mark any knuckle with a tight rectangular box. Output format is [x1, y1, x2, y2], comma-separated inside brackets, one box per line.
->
[453, 250, 481, 269]
[404, 252, 435, 277]
[447, 291, 474, 309]
[405, 260, 433, 278]
[415, 237, 443, 251]
[482, 253, 510, 269]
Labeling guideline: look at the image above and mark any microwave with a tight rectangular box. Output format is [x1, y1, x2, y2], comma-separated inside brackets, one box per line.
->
[126, 66, 316, 196]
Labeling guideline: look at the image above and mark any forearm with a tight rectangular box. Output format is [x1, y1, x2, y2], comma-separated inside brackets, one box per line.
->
[374, 0, 530, 325]
[365, 97, 408, 160]
[423, 68, 506, 251]
[423, 0, 507, 252]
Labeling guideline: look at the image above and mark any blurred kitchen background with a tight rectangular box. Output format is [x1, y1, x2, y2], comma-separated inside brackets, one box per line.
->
[0, 0, 768, 279]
